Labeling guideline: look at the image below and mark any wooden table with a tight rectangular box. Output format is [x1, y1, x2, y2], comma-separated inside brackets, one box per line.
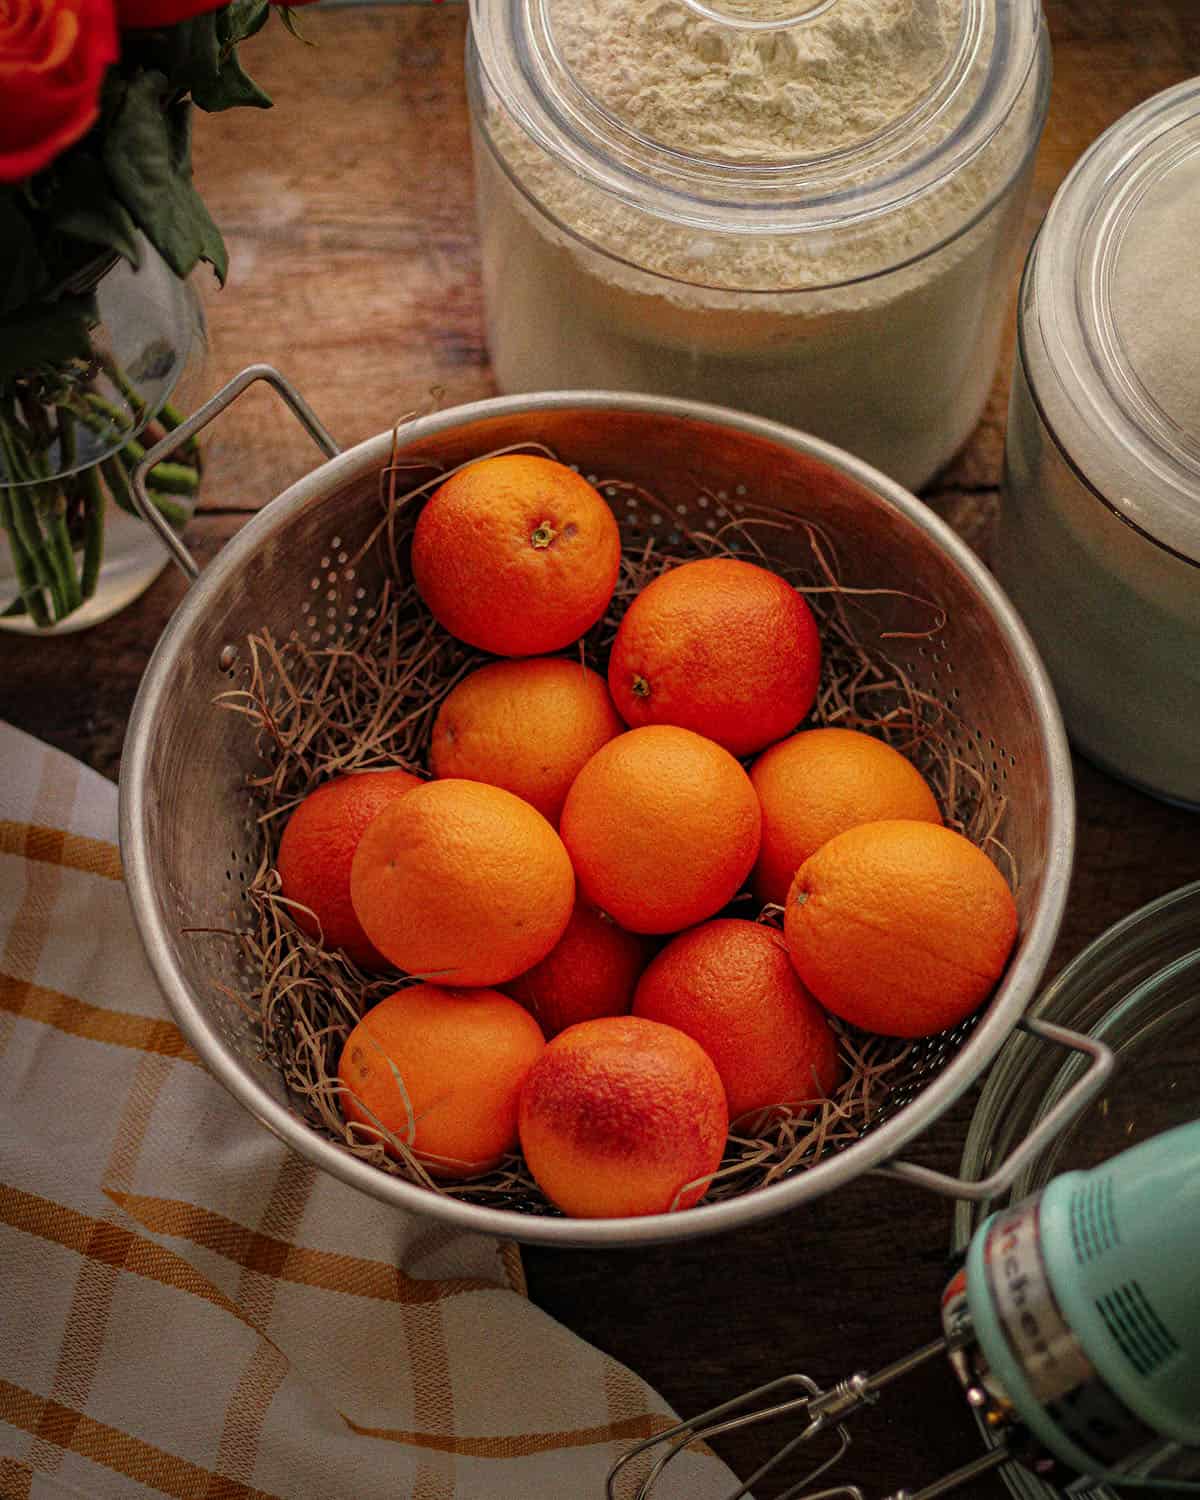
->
[3, 4, 1198, 1495]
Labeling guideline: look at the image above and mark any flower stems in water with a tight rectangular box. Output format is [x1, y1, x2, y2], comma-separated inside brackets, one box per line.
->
[0, 414, 64, 618]
[7, 486, 67, 620]
[79, 464, 105, 602]
[101, 453, 191, 529]
[0, 373, 203, 627]
[158, 401, 201, 462]
[98, 354, 147, 425]
[0, 489, 51, 627]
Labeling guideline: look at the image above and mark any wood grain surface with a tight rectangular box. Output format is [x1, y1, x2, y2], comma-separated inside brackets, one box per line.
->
[2, 5, 1198, 1497]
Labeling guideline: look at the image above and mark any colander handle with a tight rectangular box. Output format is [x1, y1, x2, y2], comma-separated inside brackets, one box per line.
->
[874, 1018, 1115, 1202]
[130, 364, 341, 582]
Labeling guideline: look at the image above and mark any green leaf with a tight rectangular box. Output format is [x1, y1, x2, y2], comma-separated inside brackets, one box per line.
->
[275, 7, 315, 46]
[223, 0, 271, 48]
[193, 46, 272, 112]
[199, 3, 273, 111]
[155, 7, 272, 114]
[163, 15, 222, 97]
[0, 194, 49, 317]
[47, 160, 144, 270]
[0, 297, 96, 383]
[103, 75, 229, 285]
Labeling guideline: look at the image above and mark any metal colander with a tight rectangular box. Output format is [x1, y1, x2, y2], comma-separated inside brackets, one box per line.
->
[119, 368, 1077, 1248]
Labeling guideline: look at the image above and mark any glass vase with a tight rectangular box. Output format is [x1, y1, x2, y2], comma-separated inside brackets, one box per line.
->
[0, 241, 207, 634]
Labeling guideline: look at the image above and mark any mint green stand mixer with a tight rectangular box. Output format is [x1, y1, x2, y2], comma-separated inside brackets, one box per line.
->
[609, 1119, 1200, 1499]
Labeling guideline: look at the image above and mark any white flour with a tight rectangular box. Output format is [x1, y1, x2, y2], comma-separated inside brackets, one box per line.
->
[1113, 154, 1200, 443]
[557, 0, 952, 164]
[472, 0, 1045, 489]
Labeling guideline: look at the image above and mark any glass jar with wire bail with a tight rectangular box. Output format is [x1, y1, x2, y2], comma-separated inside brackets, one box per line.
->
[466, 0, 1051, 493]
[995, 80, 1200, 809]
[953, 880, 1200, 1500]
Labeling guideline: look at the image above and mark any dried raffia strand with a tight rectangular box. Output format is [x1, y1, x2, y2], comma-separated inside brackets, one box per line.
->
[209, 446, 1015, 1213]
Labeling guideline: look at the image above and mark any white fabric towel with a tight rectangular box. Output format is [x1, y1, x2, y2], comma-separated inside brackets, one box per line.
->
[0, 722, 735, 1500]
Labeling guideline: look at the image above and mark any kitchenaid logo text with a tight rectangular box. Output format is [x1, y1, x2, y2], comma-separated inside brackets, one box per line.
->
[1001, 1228, 1046, 1351]
[988, 1205, 1093, 1402]
[986, 1205, 1165, 1473]
[997, 1216, 1055, 1369]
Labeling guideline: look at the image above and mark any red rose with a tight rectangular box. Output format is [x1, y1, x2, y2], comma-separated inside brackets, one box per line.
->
[115, 0, 232, 26]
[0, 0, 117, 183]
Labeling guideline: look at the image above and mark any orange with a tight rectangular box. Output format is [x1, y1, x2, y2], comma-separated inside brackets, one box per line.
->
[349, 779, 575, 987]
[275, 768, 421, 968]
[337, 984, 545, 1178]
[560, 725, 762, 935]
[505, 900, 652, 1038]
[750, 728, 942, 908]
[410, 455, 621, 656]
[633, 918, 839, 1125]
[430, 657, 623, 825]
[607, 557, 821, 757]
[518, 1016, 728, 1217]
[784, 820, 1018, 1038]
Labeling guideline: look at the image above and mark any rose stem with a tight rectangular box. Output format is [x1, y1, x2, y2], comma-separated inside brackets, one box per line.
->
[21, 397, 81, 614]
[119, 434, 200, 495]
[98, 353, 147, 423]
[158, 402, 201, 463]
[79, 464, 105, 601]
[0, 489, 50, 626]
[101, 455, 190, 528]
[0, 412, 66, 620]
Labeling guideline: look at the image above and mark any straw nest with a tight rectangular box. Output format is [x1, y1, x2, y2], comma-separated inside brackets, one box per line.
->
[211, 437, 1013, 1213]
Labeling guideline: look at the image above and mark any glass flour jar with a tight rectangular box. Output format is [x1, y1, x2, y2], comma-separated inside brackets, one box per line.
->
[467, 0, 1051, 492]
[995, 81, 1200, 809]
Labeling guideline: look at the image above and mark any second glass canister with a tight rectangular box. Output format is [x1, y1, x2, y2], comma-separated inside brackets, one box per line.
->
[996, 80, 1200, 809]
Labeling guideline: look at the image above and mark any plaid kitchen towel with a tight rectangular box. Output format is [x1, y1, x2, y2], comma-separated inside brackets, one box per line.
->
[0, 722, 735, 1500]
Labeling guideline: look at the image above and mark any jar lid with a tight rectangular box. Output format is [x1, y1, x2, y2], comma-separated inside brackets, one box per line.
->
[1025, 79, 1200, 565]
[470, 0, 1045, 282]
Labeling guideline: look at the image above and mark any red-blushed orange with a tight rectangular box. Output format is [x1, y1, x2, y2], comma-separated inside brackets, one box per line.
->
[750, 728, 942, 908]
[275, 768, 421, 968]
[430, 657, 623, 824]
[784, 819, 1019, 1038]
[518, 1016, 729, 1217]
[337, 984, 545, 1178]
[505, 900, 652, 1037]
[607, 557, 821, 757]
[633, 918, 839, 1125]
[559, 725, 761, 934]
[410, 454, 621, 656]
[349, 779, 575, 986]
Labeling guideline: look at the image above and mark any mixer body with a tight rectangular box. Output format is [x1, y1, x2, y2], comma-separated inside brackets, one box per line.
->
[945, 1120, 1200, 1491]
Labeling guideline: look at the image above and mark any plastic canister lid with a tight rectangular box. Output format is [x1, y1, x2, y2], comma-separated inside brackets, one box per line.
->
[1024, 79, 1200, 565]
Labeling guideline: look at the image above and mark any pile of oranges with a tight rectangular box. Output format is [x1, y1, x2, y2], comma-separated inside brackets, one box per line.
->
[277, 454, 1019, 1219]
